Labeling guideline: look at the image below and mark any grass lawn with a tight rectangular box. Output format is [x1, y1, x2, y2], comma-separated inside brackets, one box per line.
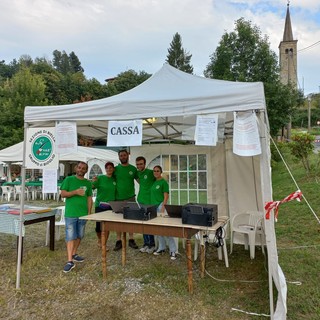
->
[0, 148, 319, 319]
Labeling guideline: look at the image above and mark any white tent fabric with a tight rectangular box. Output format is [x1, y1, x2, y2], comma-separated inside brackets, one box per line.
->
[0, 142, 118, 163]
[21, 64, 285, 319]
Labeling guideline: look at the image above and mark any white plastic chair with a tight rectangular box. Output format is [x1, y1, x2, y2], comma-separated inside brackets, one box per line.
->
[1, 186, 14, 201]
[14, 185, 30, 201]
[45, 206, 65, 245]
[230, 211, 265, 259]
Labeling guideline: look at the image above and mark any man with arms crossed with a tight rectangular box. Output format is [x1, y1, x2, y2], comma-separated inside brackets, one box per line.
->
[60, 161, 93, 273]
[136, 156, 156, 253]
[113, 149, 139, 251]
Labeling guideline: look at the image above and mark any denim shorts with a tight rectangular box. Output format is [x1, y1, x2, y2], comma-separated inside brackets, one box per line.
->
[65, 217, 87, 241]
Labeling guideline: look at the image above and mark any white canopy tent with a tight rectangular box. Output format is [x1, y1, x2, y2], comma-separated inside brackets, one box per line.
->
[20, 64, 285, 319]
[0, 142, 119, 180]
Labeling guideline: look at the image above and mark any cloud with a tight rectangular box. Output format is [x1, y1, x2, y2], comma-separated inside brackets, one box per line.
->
[0, 0, 319, 93]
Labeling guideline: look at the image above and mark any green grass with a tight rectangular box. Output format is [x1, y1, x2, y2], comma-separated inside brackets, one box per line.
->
[1, 149, 320, 320]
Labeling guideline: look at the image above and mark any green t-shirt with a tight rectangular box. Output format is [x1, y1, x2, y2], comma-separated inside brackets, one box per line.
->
[60, 175, 93, 218]
[92, 175, 116, 207]
[114, 164, 138, 200]
[150, 178, 169, 206]
[137, 168, 155, 205]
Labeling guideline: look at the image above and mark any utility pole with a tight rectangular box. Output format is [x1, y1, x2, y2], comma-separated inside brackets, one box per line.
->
[308, 95, 312, 132]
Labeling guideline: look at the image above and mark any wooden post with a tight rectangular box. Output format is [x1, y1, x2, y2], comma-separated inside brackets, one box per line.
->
[186, 239, 193, 294]
[122, 232, 126, 266]
[101, 222, 107, 279]
[200, 244, 205, 278]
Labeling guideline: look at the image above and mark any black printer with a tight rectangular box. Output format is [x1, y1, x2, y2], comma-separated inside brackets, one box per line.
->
[182, 203, 218, 227]
[123, 203, 157, 221]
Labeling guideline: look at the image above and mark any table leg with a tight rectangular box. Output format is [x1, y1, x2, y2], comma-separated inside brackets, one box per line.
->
[200, 243, 205, 278]
[186, 239, 193, 294]
[49, 215, 55, 251]
[122, 232, 126, 266]
[101, 222, 107, 279]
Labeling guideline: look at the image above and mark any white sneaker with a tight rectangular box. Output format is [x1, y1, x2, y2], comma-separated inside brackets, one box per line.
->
[170, 252, 177, 260]
[146, 246, 156, 254]
[139, 245, 149, 253]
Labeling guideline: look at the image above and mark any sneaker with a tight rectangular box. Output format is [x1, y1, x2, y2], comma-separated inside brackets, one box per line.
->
[153, 249, 165, 256]
[129, 239, 138, 249]
[139, 245, 149, 253]
[146, 246, 156, 254]
[170, 252, 177, 261]
[113, 240, 122, 251]
[63, 261, 75, 273]
[72, 254, 84, 263]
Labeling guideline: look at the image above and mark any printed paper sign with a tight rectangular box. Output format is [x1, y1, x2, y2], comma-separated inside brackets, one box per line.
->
[107, 120, 143, 146]
[195, 114, 218, 146]
[26, 128, 59, 169]
[55, 121, 78, 154]
[233, 112, 261, 156]
[43, 169, 58, 194]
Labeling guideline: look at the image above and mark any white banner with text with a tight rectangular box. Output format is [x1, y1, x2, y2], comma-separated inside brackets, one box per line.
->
[107, 120, 143, 146]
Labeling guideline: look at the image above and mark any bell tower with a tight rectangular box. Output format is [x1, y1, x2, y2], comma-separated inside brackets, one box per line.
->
[279, 2, 298, 87]
[279, 2, 297, 139]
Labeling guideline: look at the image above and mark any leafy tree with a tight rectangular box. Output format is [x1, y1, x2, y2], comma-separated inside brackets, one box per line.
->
[0, 59, 19, 81]
[69, 51, 84, 73]
[204, 18, 302, 136]
[105, 70, 151, 96]
[288, 132, 314, 173]
[0, 68, 48, 148]
[52, 50, 84, 75]
[166, 32, 193, 73]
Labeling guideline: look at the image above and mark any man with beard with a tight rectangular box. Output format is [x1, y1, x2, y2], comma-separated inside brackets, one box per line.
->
[113, 149, 139, 251]
[60, 161, 93, 273]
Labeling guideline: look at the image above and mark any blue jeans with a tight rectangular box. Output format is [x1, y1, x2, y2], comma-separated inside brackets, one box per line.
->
[143, 234, 155, 247]
[156, 202, 177, 253]
[65, 217, 87, 241]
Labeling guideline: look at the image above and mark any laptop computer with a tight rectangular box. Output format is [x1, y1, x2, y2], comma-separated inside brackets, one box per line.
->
[164, 204, 183, 218]
[108, 200, 128, 213]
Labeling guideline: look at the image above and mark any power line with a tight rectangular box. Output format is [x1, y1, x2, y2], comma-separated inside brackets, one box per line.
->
[298, 40, 320, 53]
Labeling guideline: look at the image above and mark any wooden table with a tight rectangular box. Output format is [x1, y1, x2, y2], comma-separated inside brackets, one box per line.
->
[81, 211, 229, 293]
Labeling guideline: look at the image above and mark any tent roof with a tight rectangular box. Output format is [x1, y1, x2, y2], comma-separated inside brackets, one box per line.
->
[24, 64, 267, 142]
[0, 142, 119, 164]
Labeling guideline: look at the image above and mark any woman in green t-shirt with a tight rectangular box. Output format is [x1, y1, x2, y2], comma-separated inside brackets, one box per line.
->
[151, 165, 177, 260]
[92, 162, 116, 248]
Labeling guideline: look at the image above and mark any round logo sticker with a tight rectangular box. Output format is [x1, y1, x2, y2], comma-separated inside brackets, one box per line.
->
[28, 129, 56, 168]
[32, 136, 53, 161]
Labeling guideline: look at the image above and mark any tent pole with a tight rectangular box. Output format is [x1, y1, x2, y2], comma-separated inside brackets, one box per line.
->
[16, 123, 28, 289]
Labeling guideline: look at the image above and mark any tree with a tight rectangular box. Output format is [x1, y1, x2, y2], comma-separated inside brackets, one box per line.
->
[105, 70, 151, 96]
[52, 50, 84, 75]
[204, 18, 302, 136]
[0, 68, 48, 148]
[288, 132, 314, 173]
[166, 32, 193, 74]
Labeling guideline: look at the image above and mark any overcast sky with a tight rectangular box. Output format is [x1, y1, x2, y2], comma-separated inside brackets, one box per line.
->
[1, 0, 319, 94]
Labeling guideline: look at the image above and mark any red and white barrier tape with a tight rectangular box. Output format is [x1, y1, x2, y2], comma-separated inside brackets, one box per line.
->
[265, 190, 303, 220]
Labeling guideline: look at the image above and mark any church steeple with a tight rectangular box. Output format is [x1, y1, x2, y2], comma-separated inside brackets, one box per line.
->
[283, 3, 293, 41]
[279, 2, 297, 87]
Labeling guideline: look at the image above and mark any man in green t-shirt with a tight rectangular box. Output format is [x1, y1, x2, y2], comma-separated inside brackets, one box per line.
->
[136, 156, 156, 253]
[113, 149, 138, 251]
[60, 161, 93, 273]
